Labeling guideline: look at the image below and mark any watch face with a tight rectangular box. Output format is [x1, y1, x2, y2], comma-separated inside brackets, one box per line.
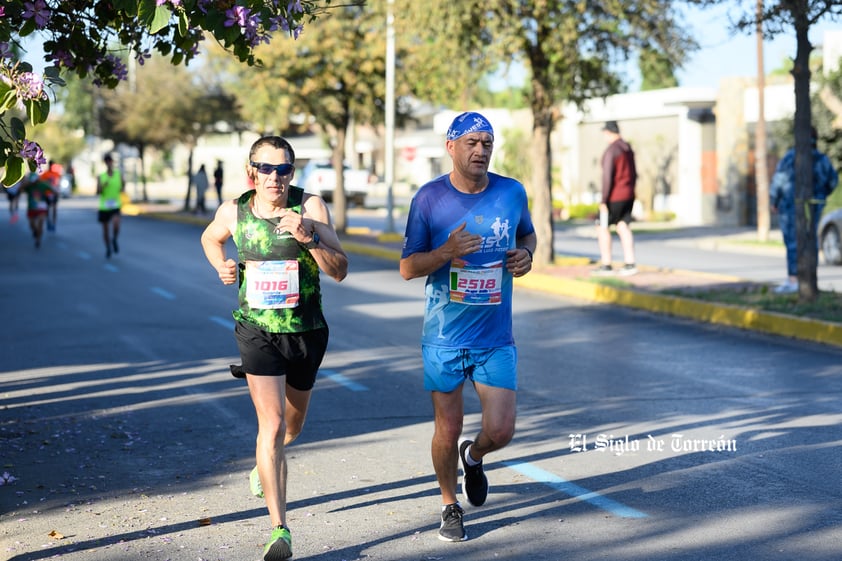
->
[313, 232, 320, 245]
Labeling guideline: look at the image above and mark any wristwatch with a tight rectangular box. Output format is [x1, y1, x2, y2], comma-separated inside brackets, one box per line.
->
[304, 231, 320, 249]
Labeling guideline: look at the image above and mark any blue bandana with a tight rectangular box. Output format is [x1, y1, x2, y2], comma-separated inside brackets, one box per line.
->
[446, 112, 494, 141]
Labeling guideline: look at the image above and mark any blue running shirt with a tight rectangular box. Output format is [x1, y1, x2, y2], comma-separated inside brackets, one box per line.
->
[402, 172, 535, 348]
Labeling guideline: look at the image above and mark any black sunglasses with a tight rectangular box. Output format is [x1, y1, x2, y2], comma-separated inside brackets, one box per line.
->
[250, 161, 295, 176]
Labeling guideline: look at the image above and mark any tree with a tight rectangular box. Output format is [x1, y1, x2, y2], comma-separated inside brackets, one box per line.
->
[403, 1, 697, 267]
[729, 0, 842, 300]
[0, 0, 332, 187]
[216, 2, 391, 233]
[97, 54, 239, 204]
[639, 47, 679, 91]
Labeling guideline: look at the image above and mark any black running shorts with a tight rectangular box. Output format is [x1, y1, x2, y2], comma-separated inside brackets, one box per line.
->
[234, 320, 328, 391]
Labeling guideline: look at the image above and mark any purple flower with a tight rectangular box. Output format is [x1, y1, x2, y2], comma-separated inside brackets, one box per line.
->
[0, 6, 5, 17]
[20, 140, 46, 169]
[48, 50, 76, 69]
[0, 42, 11, 60]
[224, 6, 251, 28]
[288, 0, 304, 15]
[135, 49, 152, 66]
[22, 0, 50, 29]
[103, 54, 128, 81]
[16, 72, 45, 101]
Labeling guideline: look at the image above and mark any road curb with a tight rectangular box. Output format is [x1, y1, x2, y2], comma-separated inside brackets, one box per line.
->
[514, 272, 842, 348]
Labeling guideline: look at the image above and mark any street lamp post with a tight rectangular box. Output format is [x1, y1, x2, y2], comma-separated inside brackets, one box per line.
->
[384, 0, 396, 233]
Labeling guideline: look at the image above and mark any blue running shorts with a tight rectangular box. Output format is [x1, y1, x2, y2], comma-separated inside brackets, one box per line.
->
[422, 345, 517, 392]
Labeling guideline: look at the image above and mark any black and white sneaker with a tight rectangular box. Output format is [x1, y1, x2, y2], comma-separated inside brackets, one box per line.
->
[459, 439, 488, 507]
[617, 263, 637, 276]
[438, 503, 467, 542]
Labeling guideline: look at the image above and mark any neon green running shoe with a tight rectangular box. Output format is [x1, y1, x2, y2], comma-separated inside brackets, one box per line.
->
[250, 466, 264, 498]
[263, 525, 292, 561]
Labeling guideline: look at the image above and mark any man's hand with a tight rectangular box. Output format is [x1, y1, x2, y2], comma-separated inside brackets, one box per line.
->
[506, 247, 533, 277]
[216, 258, 237, 285]
[445, 222, 483, 259]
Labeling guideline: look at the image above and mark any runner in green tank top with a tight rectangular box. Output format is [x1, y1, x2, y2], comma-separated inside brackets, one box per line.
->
[200, 136, 348, 561]
[96, 154, 125, 258]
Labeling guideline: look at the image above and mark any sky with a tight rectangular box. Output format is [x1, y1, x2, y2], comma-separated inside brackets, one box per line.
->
[490, 4, 841, 92]
[674, 3, 840, 90]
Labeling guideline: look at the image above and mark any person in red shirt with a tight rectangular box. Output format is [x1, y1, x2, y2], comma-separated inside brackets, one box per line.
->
[594, 121, 637, 276]
[39, 160, 62, 231]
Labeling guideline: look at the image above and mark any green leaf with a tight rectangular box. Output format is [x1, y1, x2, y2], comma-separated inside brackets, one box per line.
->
[27, 98, 50, 126]
[149, 5, 173, 34]
[2, 157, 25, 188]
[44, 66, 61, 80]
[178, 12, 188, 37]
[137, 0, 157, 25]
[10, 118, 26, 141]
[0, 91, 16, 113]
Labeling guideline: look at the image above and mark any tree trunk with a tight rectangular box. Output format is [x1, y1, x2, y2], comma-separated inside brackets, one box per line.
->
[791, 9, 818, 300]
[530, 104, 555, 267]
[332, 126, 348, 234]
[183, 149, 194, 213]
[139, 141, 149, 202]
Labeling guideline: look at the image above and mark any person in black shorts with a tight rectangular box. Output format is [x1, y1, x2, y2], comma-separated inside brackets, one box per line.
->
[595, 120, 638, 276]
[200, 135, 348, 561]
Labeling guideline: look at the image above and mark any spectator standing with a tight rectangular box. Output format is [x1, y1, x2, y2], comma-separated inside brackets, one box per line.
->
[594, 120, 638, 276]
[194, 164, 209, 214]
[214, 160, 224, 205]
[769, 126, 839, 293]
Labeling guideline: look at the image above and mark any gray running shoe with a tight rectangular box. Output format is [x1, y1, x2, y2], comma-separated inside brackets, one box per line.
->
[438, 503, 467, 542]
[460, 439, 488, 507]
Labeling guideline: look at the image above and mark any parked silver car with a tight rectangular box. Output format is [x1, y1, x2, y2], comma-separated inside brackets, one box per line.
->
[819, 207, 842, 265]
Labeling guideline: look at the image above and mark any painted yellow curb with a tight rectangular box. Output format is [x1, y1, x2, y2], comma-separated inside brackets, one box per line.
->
[515, 273, 842, 347]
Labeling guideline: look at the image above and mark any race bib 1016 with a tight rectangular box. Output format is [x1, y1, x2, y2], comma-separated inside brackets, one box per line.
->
[245, 260, 300, 309]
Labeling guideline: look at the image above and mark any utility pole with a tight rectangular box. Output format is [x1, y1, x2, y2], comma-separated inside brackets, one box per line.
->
[755, 0, 770, 242]
[384, 0, 396, 233]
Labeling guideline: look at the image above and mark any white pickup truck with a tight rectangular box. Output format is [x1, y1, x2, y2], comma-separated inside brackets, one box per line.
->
[299, 160, 375, 206]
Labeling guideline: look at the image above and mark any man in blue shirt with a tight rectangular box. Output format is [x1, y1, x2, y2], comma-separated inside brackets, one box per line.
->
[400, 111, 537, 542]
[770, 127, 838, 293]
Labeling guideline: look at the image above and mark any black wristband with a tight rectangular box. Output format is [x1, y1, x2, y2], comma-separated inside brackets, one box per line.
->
[520, 246, 533, 261]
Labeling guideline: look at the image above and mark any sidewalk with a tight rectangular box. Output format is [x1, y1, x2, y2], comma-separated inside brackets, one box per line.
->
[133, 202, 842, 348]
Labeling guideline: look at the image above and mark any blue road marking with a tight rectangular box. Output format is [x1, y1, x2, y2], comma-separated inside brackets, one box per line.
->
[503, 460, 648, 519]
[104, 263, 119, 273]
[320, 369, 368, 391]
[209, 316, 235, 330]
[150, 287, 176, 300]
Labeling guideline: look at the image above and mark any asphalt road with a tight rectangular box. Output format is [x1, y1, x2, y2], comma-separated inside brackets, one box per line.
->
[2, 199, 842, 561]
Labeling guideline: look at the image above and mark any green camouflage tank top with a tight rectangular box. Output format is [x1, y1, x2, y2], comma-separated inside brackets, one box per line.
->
[232, 187, 326, 333]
